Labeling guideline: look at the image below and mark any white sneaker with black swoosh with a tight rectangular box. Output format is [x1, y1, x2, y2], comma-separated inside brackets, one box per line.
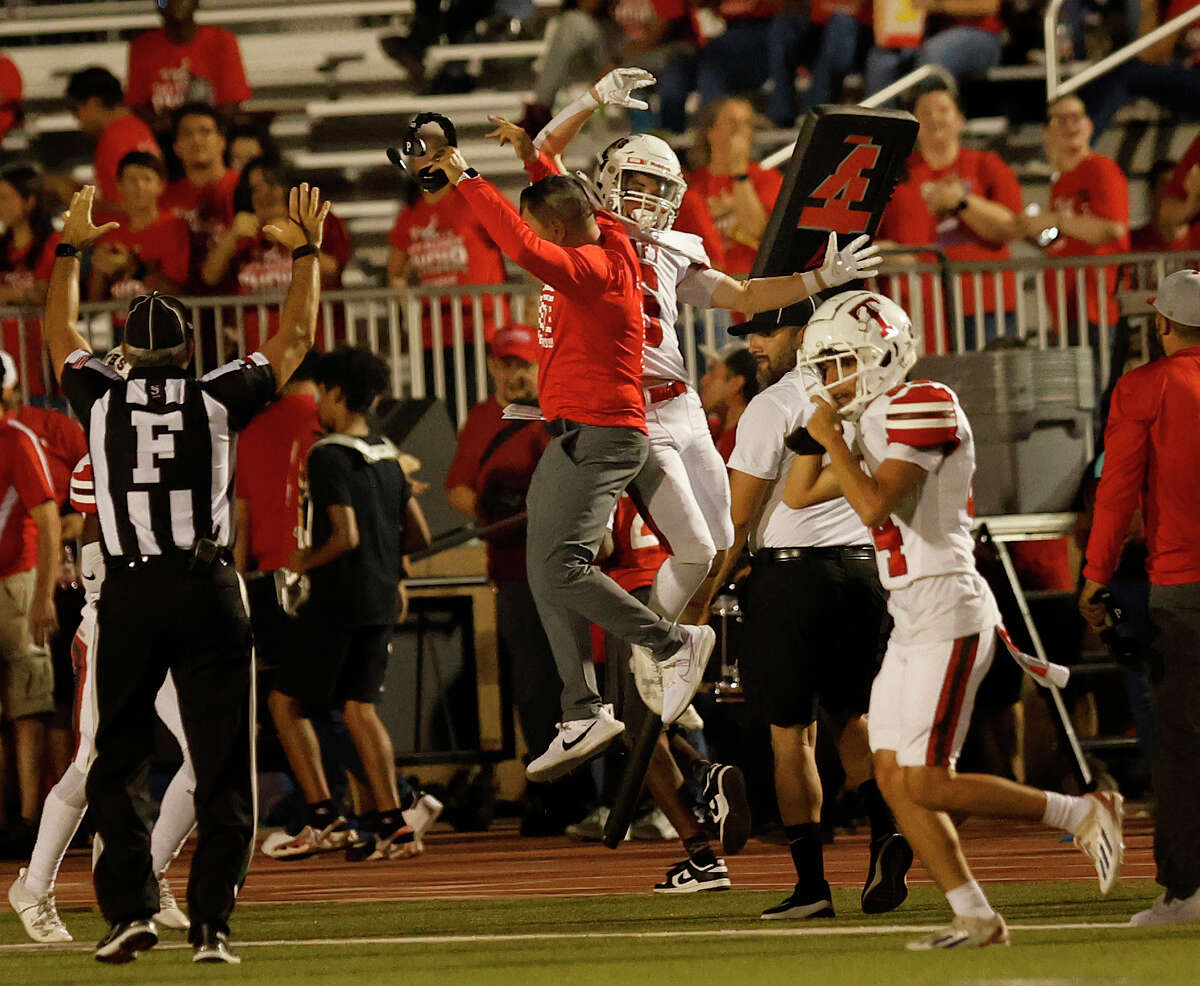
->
[526, 704, 625, 782]
[653, 857, 731, 893]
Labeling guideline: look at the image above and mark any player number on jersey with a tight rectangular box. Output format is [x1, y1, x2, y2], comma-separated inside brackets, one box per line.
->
[639, 257, 664, 347]
[131, 409, 184, 484]
[871, 518, 909, 578]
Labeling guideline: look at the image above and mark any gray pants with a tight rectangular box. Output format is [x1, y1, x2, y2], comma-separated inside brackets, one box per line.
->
[1148, 580, 1200, 899]
[526, 423, 682, 722]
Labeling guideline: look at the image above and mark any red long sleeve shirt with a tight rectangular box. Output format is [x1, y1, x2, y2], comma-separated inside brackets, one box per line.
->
[1084, 344, 1200, 587]
[455, 175, 647, 431]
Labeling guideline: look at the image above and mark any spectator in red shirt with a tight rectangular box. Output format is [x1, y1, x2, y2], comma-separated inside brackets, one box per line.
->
[877, 80, 1022, 351]
[0, 54, 22, 145]
[1157, 132, 1200, 240]
[1080, 269, 1200, 927]
[698, 341, 757, 462]
[0, 411, 60, 841]
[65, 67, 161, 215]
[1134, 159, 1195, 253]
[159, 103, 239, 290]
[1021, 95, 1129, 342]
[88, 151, 190, 312]
[0, 166, 60, 401]
[679, 98, 783, 280]
[865, 0, 1003, 100]
[432, 151, 710, 779]
[126, 0, 250, 136]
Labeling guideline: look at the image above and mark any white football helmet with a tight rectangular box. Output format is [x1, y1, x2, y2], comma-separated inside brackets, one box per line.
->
[594, 134, 687, 231]
[797, 290, 916, 420]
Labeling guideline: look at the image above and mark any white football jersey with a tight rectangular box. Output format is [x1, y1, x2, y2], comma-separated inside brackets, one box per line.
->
[627, 227, 716, 382]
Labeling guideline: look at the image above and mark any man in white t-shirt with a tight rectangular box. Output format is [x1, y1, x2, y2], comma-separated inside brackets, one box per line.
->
[718, 298, 911, 921]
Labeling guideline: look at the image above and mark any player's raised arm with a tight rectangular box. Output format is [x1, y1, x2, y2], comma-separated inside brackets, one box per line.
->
[534, 68, 655, 159]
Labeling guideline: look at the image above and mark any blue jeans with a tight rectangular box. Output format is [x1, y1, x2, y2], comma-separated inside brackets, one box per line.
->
[1084, 60, 1200, 138]
[866, 26, 1002, 101]
[802, 14, 870, 113]
[628, 44, 698, 133]
[697, 19, 773, 107]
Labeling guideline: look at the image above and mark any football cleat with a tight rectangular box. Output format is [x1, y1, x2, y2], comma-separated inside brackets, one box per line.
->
[8, 868, 72, 943]
[192, 924, 241, 964]
[660, 625, 715, 724]
[906, 912, 1010, 950]
[761, 881, 835, 920]
[95, 919, 158, 964]
[153, 874, 190, 930]
[261, 816, 359, 860]
[1074, 790, 1124, 895]
[653, 857, 731, 894]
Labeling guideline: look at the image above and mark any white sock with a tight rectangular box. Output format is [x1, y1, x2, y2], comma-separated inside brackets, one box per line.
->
[945, 880, 995, 919]
[151, 760, 197, 875]
[25, 779, 88, 896]
[1041, 791, 1092, 834]
[648, 558, 710, 623]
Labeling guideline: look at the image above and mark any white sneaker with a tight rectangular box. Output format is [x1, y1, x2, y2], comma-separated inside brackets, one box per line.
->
[1074, 790, 1124, 895]
[1129, 889, 1200, 926]
[8, 868, 72, 943]
[565, 805, 610, 841]
[660, 625, 715, 724]
[153, 874, 190, 931]
[906, 912, 1010, 950]
[401, 792, 444, 842]
[526, 705, 625, 783]
[632, 806, 678, 841]
[630, 645, 663, 715]
[676, 704, 705, 731]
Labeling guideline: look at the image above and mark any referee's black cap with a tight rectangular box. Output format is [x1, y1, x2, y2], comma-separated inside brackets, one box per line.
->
[124, 292, 191, 351]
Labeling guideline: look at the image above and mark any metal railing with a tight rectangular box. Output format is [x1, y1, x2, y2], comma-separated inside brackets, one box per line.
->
[1044, 0, 1200, 101]
[8, 248, 1190, 422]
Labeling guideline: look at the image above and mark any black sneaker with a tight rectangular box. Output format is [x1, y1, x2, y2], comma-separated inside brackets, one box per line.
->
[701, 763, 751, 855]
[760, 881, 835, 920]
[95, 919, 158, 963]
[861, 832, 913, 914]
[192, 924, 241, 964]
[653, 857, 731, 894]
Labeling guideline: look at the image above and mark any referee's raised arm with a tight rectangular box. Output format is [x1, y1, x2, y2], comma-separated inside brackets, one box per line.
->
[256, 182, 331, 388]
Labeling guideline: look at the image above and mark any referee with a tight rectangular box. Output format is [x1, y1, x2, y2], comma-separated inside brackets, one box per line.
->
[717, 301, 910, 920]
[43, 184, 331, 965]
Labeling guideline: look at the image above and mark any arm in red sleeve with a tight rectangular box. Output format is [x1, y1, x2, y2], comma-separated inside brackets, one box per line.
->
[13, 432, 54, 509]
[455, 176, 608, 295]
[524, 151, 563, 183]
[1082, 373, 1156, 583]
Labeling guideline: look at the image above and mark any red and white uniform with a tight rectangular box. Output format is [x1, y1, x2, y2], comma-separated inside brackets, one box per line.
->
[856, 380, 1001, 768]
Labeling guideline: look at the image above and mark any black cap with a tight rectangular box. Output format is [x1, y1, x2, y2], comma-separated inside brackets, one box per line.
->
[727, 297, 819, 338]
[124, 293, 191, 351]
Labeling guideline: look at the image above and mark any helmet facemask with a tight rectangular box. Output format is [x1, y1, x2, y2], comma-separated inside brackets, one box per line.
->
[800, 340, 903, 422]
[611, 170, 684, 231]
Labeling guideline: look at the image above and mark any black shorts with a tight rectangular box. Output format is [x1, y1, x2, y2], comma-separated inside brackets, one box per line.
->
[245, 573, 291, 675]
[740, 547, 888, 728]
[274, 604, 394, 709]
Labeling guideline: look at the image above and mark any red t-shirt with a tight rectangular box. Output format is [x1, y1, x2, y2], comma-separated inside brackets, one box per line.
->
[1084, 345, 1200, 587]
[718, 0, 782, 21]
[1130, 222, 1193, 253]
[388, 192, 509, 347]
[234, 393, 320, 572]
[457, 177, 647, 431]
[614, 0, 704, 44]
[0, 417, 54, 577]
[126, 25, 251, 114]
[1, 232, 60, 398]
[879, 147, 1022, 350]
[1046, 153, 1130, 328]
[0, 55, 22, 142]
[604, 494, 669, 593]
[96, 212, 192, 309]
[1165, 132, 1200, 208]
[683, 163, 784, 276]
[444, 397, 549, 582]
[160, 168, 239, 291]
[8, 405, 87, 507]
[94, 113, 160, 206]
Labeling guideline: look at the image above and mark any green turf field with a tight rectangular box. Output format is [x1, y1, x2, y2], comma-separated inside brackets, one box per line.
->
[2, 880, 1194, 986]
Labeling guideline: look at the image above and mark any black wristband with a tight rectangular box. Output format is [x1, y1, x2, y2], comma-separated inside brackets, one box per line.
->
[784, 424, 826, 456]
[55, 242, 80, 259]
[292, 244, 318, 261]
[733, 173, 750, 182]
[949, 197, 969, 216]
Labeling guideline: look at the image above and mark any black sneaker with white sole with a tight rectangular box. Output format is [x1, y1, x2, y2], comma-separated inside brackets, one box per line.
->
[760, 881, 835, 920]
[192, 924, 241, 964]
[653, 857, 732, 894]
[861, 832, 913, 914]
[701, 763, 751, 856]
[94, 919, 158, 963]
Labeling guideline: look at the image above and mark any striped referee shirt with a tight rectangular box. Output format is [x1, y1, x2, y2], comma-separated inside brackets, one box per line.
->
[60, 348, 276, 558]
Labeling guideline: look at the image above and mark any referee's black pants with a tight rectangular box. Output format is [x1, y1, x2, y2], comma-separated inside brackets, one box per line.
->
[86, 557, 254, 940]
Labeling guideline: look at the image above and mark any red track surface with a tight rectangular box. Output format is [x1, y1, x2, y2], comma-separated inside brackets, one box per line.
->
[5, 815, 1156, 908]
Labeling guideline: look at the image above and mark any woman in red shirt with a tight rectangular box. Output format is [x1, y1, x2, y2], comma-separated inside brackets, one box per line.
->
[0, 166, 60, 399]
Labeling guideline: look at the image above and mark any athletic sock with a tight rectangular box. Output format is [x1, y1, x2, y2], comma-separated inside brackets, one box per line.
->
[25, 787, 87, 896]
[784, 822, 825, 890]
[1041, 791, 1092, 834]
[945, 880, 996, 919]
[151, 760, 196, 875]
[683, 834, 718, 869]
[858, 779, 896, 844]
[305, 799, 338, 829]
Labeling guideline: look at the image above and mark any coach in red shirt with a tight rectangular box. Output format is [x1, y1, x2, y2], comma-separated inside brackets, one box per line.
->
[432, 149, 710, 780]
[1080, 269, 1200, 927]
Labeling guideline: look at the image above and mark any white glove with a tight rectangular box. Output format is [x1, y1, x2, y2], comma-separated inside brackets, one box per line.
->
[590, 68, 656, 110]
[800, 231, 883, 295]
